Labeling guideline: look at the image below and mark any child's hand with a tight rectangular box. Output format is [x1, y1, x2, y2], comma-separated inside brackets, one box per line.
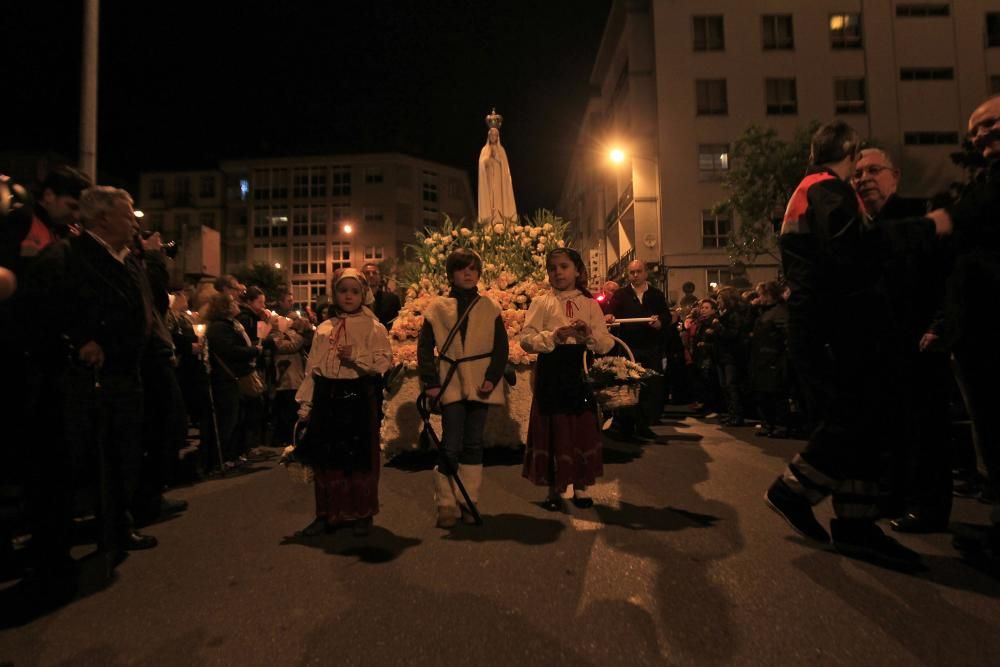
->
[554, 326, 576, 342]
[572, 320, 591, 337]
[477, 380, 495, 397]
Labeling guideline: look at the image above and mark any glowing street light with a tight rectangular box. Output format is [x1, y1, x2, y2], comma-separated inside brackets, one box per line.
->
[274, 262, 282, 269]
[342, 223, 354, 234]
[609, 148, 626, 164]
[133, 209, 145, 218]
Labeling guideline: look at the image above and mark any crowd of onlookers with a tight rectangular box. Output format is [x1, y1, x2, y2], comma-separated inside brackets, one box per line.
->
[0, 165, 401, 622]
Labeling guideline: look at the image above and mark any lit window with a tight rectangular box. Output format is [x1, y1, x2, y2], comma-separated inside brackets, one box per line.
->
[292, 242, 325, 275]
[330, 241, 351, 269]
[698, 144, 730, 179]
[830, 13, 863, 49]
[364, 246, 385, 260]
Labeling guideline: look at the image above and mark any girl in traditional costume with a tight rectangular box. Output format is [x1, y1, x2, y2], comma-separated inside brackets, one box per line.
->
[417, 249, 508, 528]
[295, 269, 391, 537]
[520, 248, 614, 510]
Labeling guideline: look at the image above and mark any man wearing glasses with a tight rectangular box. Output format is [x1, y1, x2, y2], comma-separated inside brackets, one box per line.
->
[852, 148, 952, 536]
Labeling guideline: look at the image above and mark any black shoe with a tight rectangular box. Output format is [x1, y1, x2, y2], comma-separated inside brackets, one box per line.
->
[764, 477, 830, 543]
[122, 530, 158, 551]
[572, 495, 594, 509]
[831, 519, 924, 569]
[890, 512, 948, 534]
[541, 496, 564, 512]
[352, 517, 373, 537]
[298, 519, 327, 537]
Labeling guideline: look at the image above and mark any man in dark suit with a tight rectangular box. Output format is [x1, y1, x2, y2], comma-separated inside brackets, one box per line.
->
[853, 148, 952, 533]
[608, 260, 669, 440]
[21, 186, 159, 593]
[363, 262, 401, 328]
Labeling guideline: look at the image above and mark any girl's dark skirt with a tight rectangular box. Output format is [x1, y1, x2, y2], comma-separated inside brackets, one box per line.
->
[522, 345, 603, 490]
[297, 375, 382, 522]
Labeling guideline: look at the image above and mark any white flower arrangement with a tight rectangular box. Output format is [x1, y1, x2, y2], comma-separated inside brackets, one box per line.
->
[389, 211, 571, 369]
[587, 356, 658, 388]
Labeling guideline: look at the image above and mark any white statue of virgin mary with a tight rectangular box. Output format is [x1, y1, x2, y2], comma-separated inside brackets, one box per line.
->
[477, 109, 517, 222]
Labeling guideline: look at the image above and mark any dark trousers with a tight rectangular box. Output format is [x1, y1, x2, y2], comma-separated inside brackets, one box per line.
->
[885, 349, 953, 523]
[783, 317, 888, 520]
[617, 348, 663, 432]
[44, 369, 144, 551]
[207, 379, 241, 465]
[272, 389, 300, 446]
[717, 362, 743, 420]
[756, 391, 789, 430]
[954, 345, 1000, 525]
[134, 358, 186, 519]
[439, 400, 489, 470]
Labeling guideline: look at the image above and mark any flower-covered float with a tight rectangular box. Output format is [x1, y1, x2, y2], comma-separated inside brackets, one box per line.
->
[381, 211, 570, 454]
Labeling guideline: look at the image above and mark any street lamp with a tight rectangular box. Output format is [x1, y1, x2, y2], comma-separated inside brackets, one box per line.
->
[342, 222, 354, 235]
[609, 148, 626, 164]
[274, 262, 282, 270]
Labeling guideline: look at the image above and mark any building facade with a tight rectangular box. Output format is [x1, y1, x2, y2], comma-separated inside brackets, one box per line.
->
[561, 0, 1000, 303]
[139, 154, 475, 304]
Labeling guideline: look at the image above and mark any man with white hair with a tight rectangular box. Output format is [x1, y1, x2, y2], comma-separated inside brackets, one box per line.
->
[20, 186, 158, 600]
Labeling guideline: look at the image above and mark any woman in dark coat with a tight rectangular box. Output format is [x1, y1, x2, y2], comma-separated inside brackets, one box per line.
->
[204, 292, 259, 469]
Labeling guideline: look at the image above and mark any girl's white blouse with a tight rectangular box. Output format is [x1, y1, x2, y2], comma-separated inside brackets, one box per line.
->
[296, 312, 392, 416]
[519, 288, 614, 355]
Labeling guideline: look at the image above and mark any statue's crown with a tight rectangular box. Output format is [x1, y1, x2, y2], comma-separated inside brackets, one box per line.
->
[485, 108, 503, 129]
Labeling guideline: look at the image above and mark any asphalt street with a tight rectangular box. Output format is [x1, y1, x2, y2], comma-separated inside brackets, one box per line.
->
[2, 417, 999, 666]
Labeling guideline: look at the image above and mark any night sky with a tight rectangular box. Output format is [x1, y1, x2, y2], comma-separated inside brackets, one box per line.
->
[3, 1, 612, 214]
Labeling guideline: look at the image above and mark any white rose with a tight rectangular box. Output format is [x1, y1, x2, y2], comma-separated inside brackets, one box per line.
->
[557, 240, 565, 248]
[429, 257, 438, 265]
[536, 243, 545, 252]
[493, 223, 505, 235]
[515, 294, 527, 303]
[451, 229, 459, 237]
[514, 226, 524, 233]
[460, 227, 472, 237]
[543, 223, 554, 232]
[521, 238, 531, 247]
[529, 227, 540, 238]
[470, 235, 479, 243]
[538, 235, 546, 243]
[423, 238, 434, 246]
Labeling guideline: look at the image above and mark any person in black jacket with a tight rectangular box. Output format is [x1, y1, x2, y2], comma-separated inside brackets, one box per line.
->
[750, 281, 790, 438]
[608, 260, 668, 440]
[19, 186, 159, 601]
[205, 292, 260, 469]
[932, 95, 1000, 558]
[764, 121, 937, 569]
[714, 287, 751, 426]
[853, 148, 953, 533]
[362, 262, 401, 328]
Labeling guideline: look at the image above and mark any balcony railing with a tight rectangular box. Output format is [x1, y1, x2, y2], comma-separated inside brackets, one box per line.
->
[604, 181, 634, 229]
[606, 247, 636, 281]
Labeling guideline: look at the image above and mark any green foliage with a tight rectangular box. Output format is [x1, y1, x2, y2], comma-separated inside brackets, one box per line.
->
[233, 262, 287, 302]
[715, 122, 819, 265]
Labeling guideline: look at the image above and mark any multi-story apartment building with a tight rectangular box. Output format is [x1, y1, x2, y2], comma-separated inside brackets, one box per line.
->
[561, 0, 1000, 302]
[139, 154, 474, 304]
